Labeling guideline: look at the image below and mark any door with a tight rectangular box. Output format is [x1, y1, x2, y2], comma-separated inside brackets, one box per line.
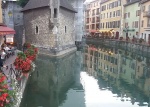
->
[116, 32, 119, 39]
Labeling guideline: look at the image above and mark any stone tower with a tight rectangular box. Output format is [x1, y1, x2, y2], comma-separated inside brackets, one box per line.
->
[22, 0, 77, 56]
[68, 0, 85, 42]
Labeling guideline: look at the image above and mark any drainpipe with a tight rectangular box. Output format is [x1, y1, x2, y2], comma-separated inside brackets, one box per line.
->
[120, 0, 124, 37]
[139, 0, 142, 39]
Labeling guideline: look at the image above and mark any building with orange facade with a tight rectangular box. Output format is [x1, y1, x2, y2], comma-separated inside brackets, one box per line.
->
[100, 0, 126, 39]
[84, 0, 101, 36]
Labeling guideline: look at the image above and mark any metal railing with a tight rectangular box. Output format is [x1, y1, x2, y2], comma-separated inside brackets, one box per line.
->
[143, 11, 150, 17]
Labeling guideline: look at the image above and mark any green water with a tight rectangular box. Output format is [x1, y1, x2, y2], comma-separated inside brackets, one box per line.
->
[20, 45, 150, 107]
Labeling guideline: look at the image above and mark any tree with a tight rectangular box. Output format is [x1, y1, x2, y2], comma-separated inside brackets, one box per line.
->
[17, 0, 29, 7]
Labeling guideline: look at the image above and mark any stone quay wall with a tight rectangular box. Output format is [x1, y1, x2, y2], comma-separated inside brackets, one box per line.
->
[85, 38, 150, 58]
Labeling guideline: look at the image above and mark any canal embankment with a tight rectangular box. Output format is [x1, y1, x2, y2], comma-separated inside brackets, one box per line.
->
[85, 38, 150, 58]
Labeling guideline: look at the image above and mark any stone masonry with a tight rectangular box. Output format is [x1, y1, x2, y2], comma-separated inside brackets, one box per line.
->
[23, 8, 51, 48]
[23, 0, 77, 56]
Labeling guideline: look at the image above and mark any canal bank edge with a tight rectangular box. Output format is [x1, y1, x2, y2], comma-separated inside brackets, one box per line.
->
[38, 46, 77, 58]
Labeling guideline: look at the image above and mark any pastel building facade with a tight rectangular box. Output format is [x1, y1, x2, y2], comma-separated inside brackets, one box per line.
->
[100, 0, 126, 38]
[140, 0, 150, 43]
[123, 0, 140, 39]
[84, 0, 101, 35]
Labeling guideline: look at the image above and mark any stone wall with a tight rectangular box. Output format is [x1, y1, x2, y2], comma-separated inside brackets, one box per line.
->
[23, 7, 54, 48]
[0, 0, 2, 23]
[68, 0, 84, 42]
[24, 6, 76, 56]
[14, 25, 24, 50]
[58, 8, 76, 50]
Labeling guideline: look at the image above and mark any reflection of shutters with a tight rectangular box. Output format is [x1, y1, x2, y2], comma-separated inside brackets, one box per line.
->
[116, 32, 119, 39]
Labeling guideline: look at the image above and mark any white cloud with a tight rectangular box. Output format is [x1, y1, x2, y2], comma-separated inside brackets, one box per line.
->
[84, 0, 94, 4]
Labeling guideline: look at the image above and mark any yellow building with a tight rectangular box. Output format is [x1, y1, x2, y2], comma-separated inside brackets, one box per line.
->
[85, 0, 101, 35]
[0, 0, 2, 23]
[100, 0, 126, 38]
[140, 0, 150, 43]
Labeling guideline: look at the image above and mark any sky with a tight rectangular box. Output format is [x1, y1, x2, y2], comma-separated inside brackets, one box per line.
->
[84, 0, 94, 3]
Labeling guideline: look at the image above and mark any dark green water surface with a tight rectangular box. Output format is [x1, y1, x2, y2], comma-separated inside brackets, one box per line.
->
[20, 45, 150, 107]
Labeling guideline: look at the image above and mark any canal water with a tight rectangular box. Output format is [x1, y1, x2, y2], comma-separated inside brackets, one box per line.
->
[20, 44, 150, 107]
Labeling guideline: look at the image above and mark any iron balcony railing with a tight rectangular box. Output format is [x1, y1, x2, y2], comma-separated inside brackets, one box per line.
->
[143, 11, 150, 17]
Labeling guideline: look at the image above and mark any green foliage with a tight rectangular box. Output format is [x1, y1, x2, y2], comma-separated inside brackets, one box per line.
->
[17, 52, 26, 60]
[17, 0, 29, 7]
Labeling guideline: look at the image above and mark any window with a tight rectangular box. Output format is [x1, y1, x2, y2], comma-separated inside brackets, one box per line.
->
[141, 20, 144, 27]
[135, 21, 138, 28]
[113, 11, 115, 17]
[103, 23, 105, 28]
[124, 13, 127, 18]
[96, 24, 99, 29]
[128, 12, 130, 18]
[142, 6, 145, 12]
[35, 26, 39, 34]
[54, 8, 57, 18]
[103, 13, 105, 18]
[96, 8, 99, 15]
[132, 22, 134, 28]
[118, 10, 120, 16]
[65, 26, 67, 33]
[118, 0, 121, 6]
[136, 10, 140, 16]
[148, 18, 150, 27]
[92, 24, 95, 29]
[110, 12, 112, 18]
[125, 22, 128, 28]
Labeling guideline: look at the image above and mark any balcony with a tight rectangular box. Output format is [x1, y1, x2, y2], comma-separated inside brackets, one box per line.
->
[86, 21, 89, 24]
[143, 11, 150, 17]
[96, 20, 100, 22]
[96, 12, 99, 15]
[92, 20, 95, 23]
[92, 13, 95, 16]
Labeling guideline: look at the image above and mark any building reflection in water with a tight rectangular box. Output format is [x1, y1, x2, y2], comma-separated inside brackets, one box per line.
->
[20, 52, 85, 107]
[82, 44, 150, 107]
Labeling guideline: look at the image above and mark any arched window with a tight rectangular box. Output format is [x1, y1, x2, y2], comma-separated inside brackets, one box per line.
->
[65, 26, 67, 33]
[35, 26, 39, 34]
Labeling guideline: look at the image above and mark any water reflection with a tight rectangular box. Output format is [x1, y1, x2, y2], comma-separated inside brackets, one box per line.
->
[20, 44, 150, 107]
[20, 52, 85, 107]
[82, 44, 150, 107]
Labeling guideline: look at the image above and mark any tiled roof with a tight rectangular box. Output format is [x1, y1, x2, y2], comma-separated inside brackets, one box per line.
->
[22, 0, 77, 13]
[60, 0, 77, 12]
[141, 0, 149, 4]
[124, 0, 140, 6]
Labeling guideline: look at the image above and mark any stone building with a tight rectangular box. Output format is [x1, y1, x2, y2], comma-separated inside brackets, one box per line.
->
[0, 0, 2, 23]
[68, 0, 85, 42]
[22, 0, 77, 56]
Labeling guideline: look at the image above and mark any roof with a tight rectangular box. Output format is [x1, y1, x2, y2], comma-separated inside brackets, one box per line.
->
[141, 0, 149, 4]
[100, 0, 109, 4]
[0, 25, 16, 35]
[124, 0, 140, 6]
[22, 0, 77, 13]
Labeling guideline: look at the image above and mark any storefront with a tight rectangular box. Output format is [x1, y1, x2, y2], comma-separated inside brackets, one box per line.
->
[0, 24, 15, 46]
